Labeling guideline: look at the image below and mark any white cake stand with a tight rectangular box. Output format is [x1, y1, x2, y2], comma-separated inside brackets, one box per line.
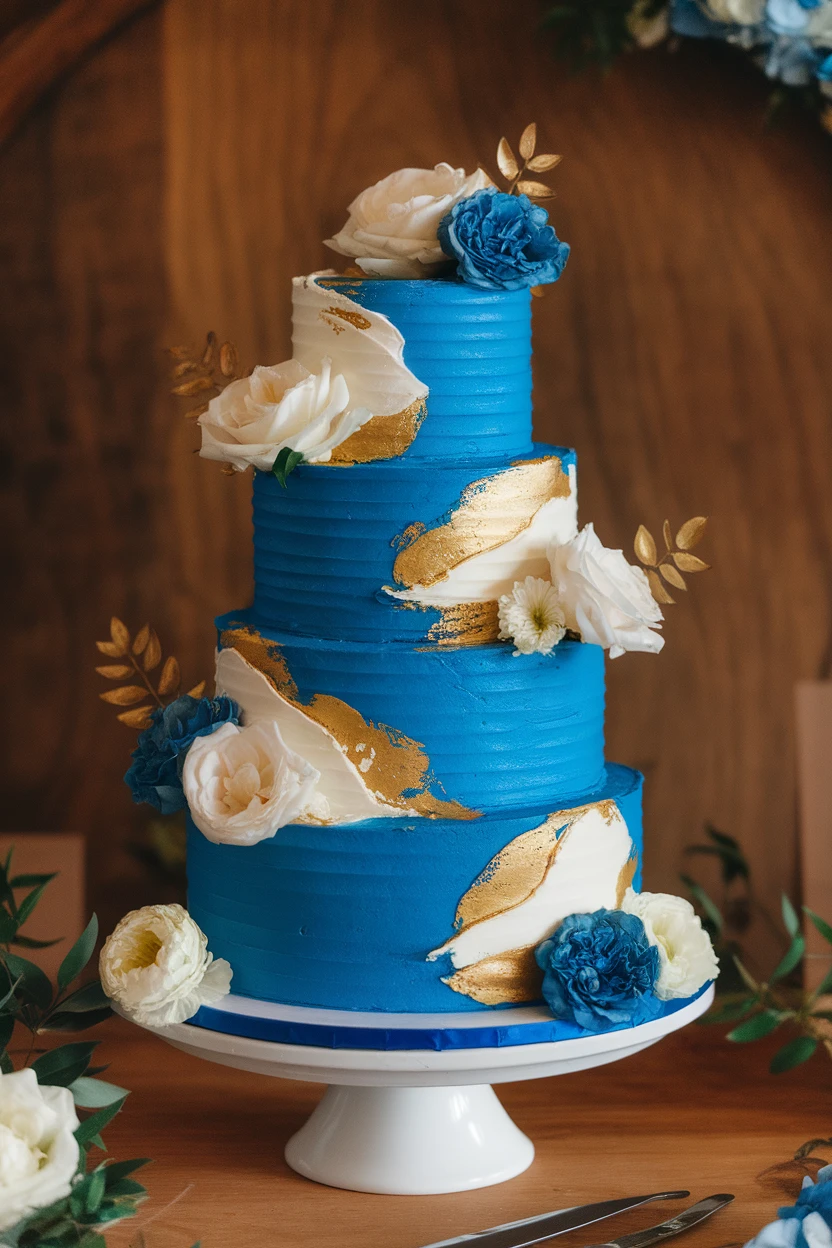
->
[139, 985, 713, 1196]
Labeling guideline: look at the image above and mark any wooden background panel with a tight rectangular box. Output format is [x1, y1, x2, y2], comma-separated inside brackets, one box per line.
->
[1, 0, 831, 953]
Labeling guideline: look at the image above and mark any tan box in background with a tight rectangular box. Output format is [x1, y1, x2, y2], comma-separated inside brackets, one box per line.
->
[795, 683, 832, 991]
[0, 835, 85, 980]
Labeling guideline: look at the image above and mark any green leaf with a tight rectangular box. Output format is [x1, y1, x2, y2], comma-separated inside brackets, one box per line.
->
[0, 1013, 15, 1051]
[12, 934, 63, 949]
[704, 996, 758, 1025]
[727, 1009, 785, 1042]
[16, 878, 54, 928]
[105, 1177, 147, 1198]
[39, 1007, 113, 1033]
[0, 1049, 13, 1074]
[77, 1234, 107, 1248]
[74, 1095, 128, 1147]
[2, 951, 52, 1010]
[102, 1158, 151, 1187]
[813, 965, 832, 998]
[770, 934, 805, 983]
[0, 973, 21, 1013]
[0, 910, 18, 943]
[57, 981, 110, 1012]
[84, 1168, 106, 1214]
[272, 446, 304, 488]
[782, 894, 801, 939]
[680, 874, 724, 934]
[32, 1041, 100, 1087]
[10, 872, 58, 889]
[69, 1076, 129, 1108]
[58, 914, 98, 989]
[770, 1035, 818, 1074]
[805, 907, 832, 947]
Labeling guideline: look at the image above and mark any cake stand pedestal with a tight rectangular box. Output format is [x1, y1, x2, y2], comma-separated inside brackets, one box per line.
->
[141, 985, 713, 1195]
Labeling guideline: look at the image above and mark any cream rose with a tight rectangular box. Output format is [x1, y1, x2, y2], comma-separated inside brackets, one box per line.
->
[0, 1068, 80, 1231]
[621, 888, 719, 1000]
[183, 719, 321, 846]
[199, 357, 371, 473]
[324, 163, 492, 279]
[548, 523, 664, 658]
[100, 903, 231, 1028]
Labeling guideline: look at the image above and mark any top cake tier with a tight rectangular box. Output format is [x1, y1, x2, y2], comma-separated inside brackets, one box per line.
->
[293, 276, 533, 463]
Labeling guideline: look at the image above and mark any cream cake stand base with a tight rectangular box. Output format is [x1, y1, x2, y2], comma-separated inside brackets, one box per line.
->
[139, 985, 713, 1196]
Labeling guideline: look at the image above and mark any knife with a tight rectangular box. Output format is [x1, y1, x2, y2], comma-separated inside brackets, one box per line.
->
[582, 1193, 735, 1248]
[419, 1191, 691, 1248]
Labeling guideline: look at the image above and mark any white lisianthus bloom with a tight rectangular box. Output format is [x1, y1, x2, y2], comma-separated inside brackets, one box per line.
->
[705, 0, 765, 21]
[548, 523, 664, 659]
[497, 577, 566, 657]
[199, 357, 372, 473]
[621, 888, 719, 1001]
[0, 1069, 80, 1232]
[325, 163, 492, 279]
[100, 903, 232, 1029]
[183, 720, 321, 846]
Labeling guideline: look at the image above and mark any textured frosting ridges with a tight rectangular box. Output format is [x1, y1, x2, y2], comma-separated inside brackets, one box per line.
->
[187, 764, 643, 1013]
[301, 278, 533, 462]
[217, 613, 606, 813]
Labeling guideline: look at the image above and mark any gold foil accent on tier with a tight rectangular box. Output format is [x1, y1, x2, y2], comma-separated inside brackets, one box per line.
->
[442, 946, 543, 1006]
[392, 456, 571, 590]
[615, 852, 639, 908]
[319, 305, 372, 333]
[328, 398, 427, 465]
[220, 624, 478, 821]
[426, 601, 500, 647]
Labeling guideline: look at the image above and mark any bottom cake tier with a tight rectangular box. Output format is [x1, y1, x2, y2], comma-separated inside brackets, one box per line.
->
[186, 762, 643, 1014]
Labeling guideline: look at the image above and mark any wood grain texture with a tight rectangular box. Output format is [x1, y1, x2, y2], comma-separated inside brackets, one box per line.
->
[84, 1018, 819, 1247]
[1, 1, 831, 949]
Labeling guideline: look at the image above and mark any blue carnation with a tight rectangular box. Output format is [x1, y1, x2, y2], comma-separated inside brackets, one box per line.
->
[746, 1166, 832, 1248]
[437, 189, 569, 292]
[124, 694, 240, 814]
[535, 910, 661, 1032]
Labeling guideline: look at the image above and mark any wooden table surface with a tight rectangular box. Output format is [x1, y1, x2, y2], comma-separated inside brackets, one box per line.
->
[93, 1016, 829, 1248]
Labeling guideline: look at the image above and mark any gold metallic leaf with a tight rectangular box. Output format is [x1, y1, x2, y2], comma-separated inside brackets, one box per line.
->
[109, 617, 130, 656]
[157, 656, 180, 696]
[96, 640, 122, 657]
[647, 568, 674, 605]
[171, 375, 215, 397]
[634, 524, 657, 566]
[443, 947, 542, 1006]
[518, 122, 537, 159]
[95, 664, 132, 679]
[220, 342, 239, 377]
[143, 630, 162, 672]
[100, 686, 148, 707]
[516, 180, 554, 199]
[497, 137, 519, 181]
[172, 359, 199, 379]
[201, 331, 217, 367]
[660, 563, 687, 591]
[663, 519, 673, 551]
[167, 345, 190, 360]
[676, 516, 708, 550]
[221, 464, 236, 476]
[132, 624, 150, 656]
[117, 706, 154, 730]
[530, 286, 545, 298]
[526, 153, 562, 172]
[187, 681, 206, 698]
[673, 551, 710, 573]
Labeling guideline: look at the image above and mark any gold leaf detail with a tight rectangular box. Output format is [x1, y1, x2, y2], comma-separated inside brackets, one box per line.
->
[201, 331, 218, 367]
[117, 707, 154, 730]
[319, 305, 372, 332]
[187, 681, 206, 698]
[662, 519, 673, 551]
[158, 656, 180, 697]
[426, 602, 500, 647]
[673, 551, 710, 573]
[443, 946, 542, 1006]
[132, 625, 150, 656]
[96, 640, 123, 657]
[676, 516, 708, 550]
[109, 618, 130, 656]
[328, 398, 426, 465]
[143, 630, 162, 672]
[647, 568, 674, 605]
[660, 563, 687, 591]
[219, 341, 239, 377]
[515, 180, 554, 199]
[634, 524, 657, 566]
[526, 153, 562, 172]
[497, 137, 519, 181]
[518, 122, 537, 160]
[171, 375, 215, 397]
[95, 664, 132, 679]
[615, 853, 639, 907]
[99, 686, 149, 707]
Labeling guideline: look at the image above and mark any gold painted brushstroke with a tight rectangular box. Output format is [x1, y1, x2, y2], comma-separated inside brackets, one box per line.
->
[426, 601, 500, 647]
[442, 946, 543, 1006]
[329, 398, 427, 465]
[319, 305, 372, 332]
[392, 456, 571, 591]
[220, 625, 478, 821]
[615, 852, 639, 908]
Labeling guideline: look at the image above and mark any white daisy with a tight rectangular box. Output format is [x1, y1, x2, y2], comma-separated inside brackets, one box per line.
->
[497, 577, 566, 656]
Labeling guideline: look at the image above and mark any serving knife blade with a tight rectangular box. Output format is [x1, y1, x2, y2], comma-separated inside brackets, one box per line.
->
[419, 1191, 691, 1248]
[583, 1193, 735, 1248]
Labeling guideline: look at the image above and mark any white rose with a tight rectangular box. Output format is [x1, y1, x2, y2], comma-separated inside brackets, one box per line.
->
[621, 888, 720, 1001]
[807, 4, 832, 43]
[100, 903, 232, 1028]
[183, 719, 321, 846]
[0, 1068, 79, 1231]
[324, 163, 492, 279]
[548, 522, 664, 659]
[199, 357, 371, 473]
[705, 0, 765, 21]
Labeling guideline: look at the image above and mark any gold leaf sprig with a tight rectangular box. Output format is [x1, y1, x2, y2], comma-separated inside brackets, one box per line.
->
[95, 617, 206, 730]
[168, 331, 246, 422]
[634, 516, 710, 605]
[493, 122, 562, 201]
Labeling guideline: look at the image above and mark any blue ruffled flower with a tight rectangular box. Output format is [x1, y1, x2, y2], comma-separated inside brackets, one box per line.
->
[125, 694, 240, 814]
[535, 910, 661, 1033]
[745, 1166, 832, 1248]
[437, 189, 570, 292]
[761, 34, 823, 83]
[766, 0, 813, 36]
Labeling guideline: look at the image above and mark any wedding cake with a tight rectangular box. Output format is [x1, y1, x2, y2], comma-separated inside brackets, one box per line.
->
[98, 128, 718, 1039]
